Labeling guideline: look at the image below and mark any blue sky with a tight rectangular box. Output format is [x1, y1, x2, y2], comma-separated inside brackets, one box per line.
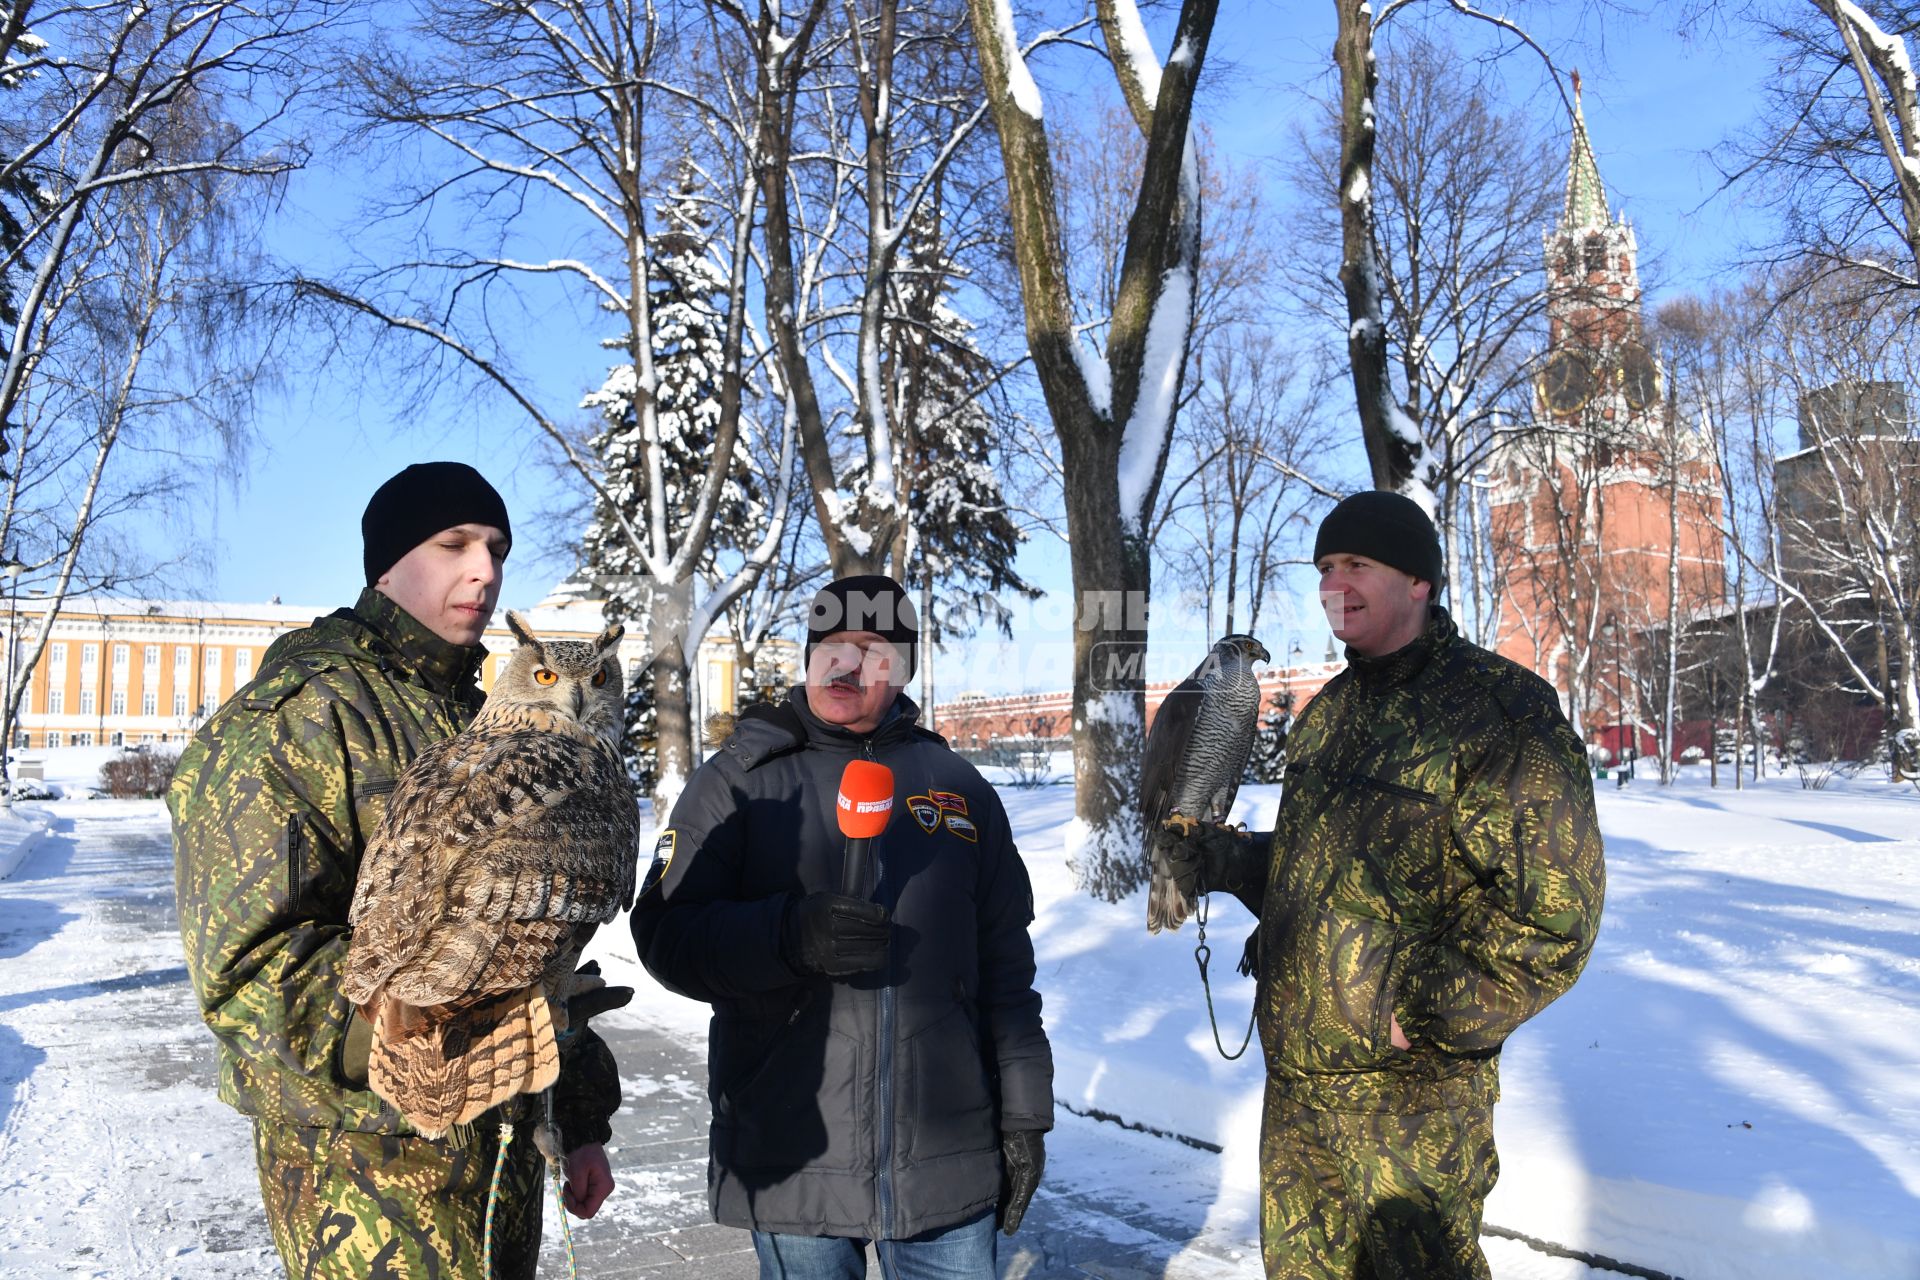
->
[186, 2, 1776, 692]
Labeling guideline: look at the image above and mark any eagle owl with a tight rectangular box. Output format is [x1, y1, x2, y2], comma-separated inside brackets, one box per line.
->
[342, 611, 639, 1139]
[1141, 633, 1269, 933]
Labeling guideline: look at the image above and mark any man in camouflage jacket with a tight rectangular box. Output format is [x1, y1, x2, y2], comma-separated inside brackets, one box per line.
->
[170, 463, 622, 1279]
[1161, 492, 1606, 1280]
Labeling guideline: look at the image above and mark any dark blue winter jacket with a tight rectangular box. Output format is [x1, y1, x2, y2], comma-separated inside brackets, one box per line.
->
[631, 686, 1053, 1240]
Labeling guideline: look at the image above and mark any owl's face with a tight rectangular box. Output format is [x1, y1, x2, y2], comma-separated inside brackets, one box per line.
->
[493, 612, 627, 742]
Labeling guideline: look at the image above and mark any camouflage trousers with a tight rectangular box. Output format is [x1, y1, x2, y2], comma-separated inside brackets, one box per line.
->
[1259, 1086, 1498, 1280]
[252, 1119, 545, 1280]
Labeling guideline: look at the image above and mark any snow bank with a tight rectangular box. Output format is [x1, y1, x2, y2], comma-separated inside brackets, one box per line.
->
[0, 803, 51, 880]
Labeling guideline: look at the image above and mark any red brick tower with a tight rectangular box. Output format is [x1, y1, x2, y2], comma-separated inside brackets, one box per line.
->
[1486, 78, 1726, 747]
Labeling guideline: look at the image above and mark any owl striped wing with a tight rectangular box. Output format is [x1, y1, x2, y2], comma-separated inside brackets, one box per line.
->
[343, 728, 640, 1010]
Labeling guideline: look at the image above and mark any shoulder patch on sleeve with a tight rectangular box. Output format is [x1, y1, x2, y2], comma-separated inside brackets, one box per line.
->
[640, 830, 678, 898]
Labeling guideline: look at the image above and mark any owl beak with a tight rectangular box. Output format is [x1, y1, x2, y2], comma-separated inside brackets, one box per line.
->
[572, 686, 585, 717]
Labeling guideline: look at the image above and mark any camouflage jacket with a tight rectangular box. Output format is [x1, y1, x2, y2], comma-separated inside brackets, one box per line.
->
[169, 588, 620, 1144]
[1259, 608, 1606, 1112]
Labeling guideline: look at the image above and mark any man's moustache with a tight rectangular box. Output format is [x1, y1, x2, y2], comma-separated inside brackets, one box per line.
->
[828, 672, 863, 690]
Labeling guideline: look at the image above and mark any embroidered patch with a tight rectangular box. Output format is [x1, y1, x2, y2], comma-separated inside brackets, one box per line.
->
[907, 796, 941, 833]
[943, 813, 978, 843]
[929, 790, 969, 816]
[639, 830, 677, 897]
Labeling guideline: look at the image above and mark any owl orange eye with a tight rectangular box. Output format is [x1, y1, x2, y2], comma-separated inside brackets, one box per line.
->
[591, 669, 608, 686]
[533, 668, 558, 686]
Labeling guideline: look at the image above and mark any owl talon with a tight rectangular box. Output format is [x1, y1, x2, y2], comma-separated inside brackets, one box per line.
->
[1160, 814, 1202, 838]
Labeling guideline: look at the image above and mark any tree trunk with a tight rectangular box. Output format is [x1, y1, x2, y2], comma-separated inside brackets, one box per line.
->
[919, 575, 935, 730]
[1061, 425, 1150, 897]
[1334, 0, 1419, 494]
[964, 0, 1216, 900]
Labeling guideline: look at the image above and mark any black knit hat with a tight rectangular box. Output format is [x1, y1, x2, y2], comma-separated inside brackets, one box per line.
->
[1313, 491, 1444, 592]
[361, 462, 513, 586]
[806, 574, 919, 681]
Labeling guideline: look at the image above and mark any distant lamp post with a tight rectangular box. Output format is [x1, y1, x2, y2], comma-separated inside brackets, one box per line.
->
[1, 557, 23, 803]
[1602, 611, 1631, 787]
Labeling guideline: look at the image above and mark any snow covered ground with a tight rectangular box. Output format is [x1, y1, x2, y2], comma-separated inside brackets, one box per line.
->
[2, 748, 1916, 1278]
[602, 767, 1920, 1280]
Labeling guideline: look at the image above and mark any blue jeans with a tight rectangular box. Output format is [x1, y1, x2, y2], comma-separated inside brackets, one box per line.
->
[751, 1211, 997, 1279]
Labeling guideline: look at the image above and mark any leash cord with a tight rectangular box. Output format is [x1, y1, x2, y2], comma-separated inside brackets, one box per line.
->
[1194, 892, 1256, 1061]
[482, 1121, 514, 1278]
[546, 1089, 580, 1280]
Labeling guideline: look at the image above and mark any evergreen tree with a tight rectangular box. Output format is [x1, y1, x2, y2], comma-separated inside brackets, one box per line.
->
[579, 167, 746, 793]
[884, 210, 1036, 638]
[1244, 691, 1295, 785]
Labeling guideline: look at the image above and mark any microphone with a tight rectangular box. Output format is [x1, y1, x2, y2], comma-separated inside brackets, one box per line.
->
[836, 760, 895, 899]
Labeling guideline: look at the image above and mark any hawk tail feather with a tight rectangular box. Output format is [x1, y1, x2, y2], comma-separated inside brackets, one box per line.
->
[1146, 875, 1191, 935]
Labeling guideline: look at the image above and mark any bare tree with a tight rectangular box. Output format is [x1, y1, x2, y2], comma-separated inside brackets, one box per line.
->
[312, 0, 800, 814]
[1754, 269, 1920, 776]
[1294, 25, 1564, 646]
[1736, 1, 1920, 294]
[0, 0, 319, 801]
[1652, 288, 1794, 786]
[1156, 331, 1335, 641]
[1329, 0, 1579, 506]
[962, 0, 1218, 899]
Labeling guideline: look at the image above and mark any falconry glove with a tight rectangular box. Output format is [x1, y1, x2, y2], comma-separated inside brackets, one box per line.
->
[997, 1128, 1045, 1235]
[1157, 821, 1271, 914]
[782, 891, 892, 977]
[562, 960, 634, 1042]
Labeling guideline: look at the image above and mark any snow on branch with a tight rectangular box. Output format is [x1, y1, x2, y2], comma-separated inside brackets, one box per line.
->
[1117, 262, 1191, 530]
[984, 0, 1043, 118]
[1101, 0, 1163, 113]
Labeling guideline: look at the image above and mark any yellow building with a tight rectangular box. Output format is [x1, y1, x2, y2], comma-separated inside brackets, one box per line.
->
[0, 588, 793, 750]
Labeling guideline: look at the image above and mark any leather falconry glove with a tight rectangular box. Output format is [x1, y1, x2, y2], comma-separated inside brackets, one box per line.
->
[997, 1129, 1045, 1235]
[782, 891, 892, 977]
[1157, 820, 1272, 912]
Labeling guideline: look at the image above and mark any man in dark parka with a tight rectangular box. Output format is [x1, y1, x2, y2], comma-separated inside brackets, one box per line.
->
[633, 574, 1052, 1278]
[1159, 492, 1606, 1280]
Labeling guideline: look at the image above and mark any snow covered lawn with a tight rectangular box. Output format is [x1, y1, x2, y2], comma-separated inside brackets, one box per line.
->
[3, 766, 1916, 1278]
[610, 770, 1920, 1280]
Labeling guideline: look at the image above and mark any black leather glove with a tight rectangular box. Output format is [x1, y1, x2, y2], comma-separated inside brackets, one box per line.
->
[781, 892, 892, 977]
[997, 1128, 1045, 1235]
[1157, 820, 1270, 911]
[563, 961, 635, 1037]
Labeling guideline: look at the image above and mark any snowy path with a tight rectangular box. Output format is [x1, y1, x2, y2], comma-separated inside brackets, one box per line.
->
[17, 775, 1920, 1278]
[0, 801, 274, 1277]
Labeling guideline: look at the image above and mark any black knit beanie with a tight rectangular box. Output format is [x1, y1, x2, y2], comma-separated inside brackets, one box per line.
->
[361, 462, 513, 586]
[1313, 491, 1444, 592]
[806, 574, 919, 681]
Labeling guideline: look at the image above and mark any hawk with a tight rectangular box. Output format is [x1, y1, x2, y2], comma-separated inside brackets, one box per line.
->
[1142, 633, 1270, 933]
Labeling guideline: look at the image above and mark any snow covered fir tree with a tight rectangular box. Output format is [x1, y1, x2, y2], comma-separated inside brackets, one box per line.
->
[579, 172, 753, 795]
[882, 210, 1035, 667]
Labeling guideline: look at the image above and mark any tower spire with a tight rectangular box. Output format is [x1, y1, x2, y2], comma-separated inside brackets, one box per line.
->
[1563, 70, 1610, 230]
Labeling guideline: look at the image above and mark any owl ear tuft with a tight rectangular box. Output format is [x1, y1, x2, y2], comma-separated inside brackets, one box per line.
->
[593, 623, 624, 657]
[506, 611, 547, 659]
